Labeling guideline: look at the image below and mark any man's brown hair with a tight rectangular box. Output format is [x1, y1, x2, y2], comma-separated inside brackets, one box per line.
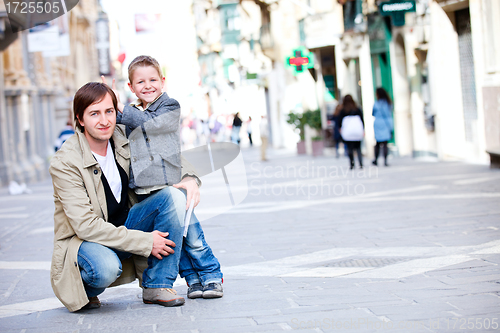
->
[128, 55, 163, 83]
[73, 82, 118, 132]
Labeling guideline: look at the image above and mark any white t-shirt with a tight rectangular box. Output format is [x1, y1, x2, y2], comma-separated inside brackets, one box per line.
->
[92, 141, 122, 203]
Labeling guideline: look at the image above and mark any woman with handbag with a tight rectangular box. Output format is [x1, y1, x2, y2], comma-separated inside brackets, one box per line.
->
[339, 95, 365, 169]
[372, 88, 393, 167]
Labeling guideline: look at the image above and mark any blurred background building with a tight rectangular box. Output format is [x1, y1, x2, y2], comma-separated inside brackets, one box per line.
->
[0, 0, 499, 186]
[0, 0, 117, 186]
[190, 0, 500, 163]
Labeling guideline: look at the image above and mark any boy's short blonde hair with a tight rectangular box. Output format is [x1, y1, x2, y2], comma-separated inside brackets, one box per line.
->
[128, 55, 163, 83]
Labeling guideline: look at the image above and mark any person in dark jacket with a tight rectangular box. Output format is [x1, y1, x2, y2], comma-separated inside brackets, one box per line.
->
[331, 104, 346, 158]
[231, 112, 242, 144]
[339, 95, 364, 169]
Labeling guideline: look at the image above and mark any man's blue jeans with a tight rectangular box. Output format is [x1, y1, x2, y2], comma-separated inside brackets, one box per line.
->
[77, 187, 184, 298]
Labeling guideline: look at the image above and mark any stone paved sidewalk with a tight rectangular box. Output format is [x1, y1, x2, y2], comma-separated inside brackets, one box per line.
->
[0, 147, 499, 332]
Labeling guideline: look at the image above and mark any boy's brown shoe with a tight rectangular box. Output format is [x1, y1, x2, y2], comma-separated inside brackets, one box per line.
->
[143, 288, 185, 307]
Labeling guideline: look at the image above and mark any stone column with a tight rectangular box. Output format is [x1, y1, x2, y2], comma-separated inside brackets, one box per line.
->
[0, 52, 14, 186]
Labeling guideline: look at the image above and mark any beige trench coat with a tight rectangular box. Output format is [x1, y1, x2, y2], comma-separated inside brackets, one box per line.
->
[49, 126, 199, 312]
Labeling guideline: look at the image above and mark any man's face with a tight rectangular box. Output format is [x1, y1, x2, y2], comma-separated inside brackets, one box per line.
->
[78, 93, 116, 147]
[128, 66, 165, 105]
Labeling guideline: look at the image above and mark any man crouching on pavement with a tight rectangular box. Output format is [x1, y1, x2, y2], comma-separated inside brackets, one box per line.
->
[49, 82, 202, 312]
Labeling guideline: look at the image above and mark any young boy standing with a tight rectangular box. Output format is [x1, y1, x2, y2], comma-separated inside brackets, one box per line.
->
[114, 55, 223, 299]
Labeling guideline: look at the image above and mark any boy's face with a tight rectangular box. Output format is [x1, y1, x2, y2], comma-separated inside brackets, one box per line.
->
[128, 66, 165, 106]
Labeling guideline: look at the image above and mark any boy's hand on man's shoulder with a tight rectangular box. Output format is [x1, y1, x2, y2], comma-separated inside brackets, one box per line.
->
[101, 75, 124, 113]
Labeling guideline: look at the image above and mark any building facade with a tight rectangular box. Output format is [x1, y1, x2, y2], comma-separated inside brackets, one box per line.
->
[429, 0, 500, 162]
[0, 0, 105, 186]
[255, 0, 499, 163]
[193, 0, 272, 145]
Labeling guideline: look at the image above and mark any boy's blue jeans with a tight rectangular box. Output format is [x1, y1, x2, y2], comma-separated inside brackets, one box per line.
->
[77, 187, 184, 298]
[180, 211, 223, 286]
[138, 187, 222, 287]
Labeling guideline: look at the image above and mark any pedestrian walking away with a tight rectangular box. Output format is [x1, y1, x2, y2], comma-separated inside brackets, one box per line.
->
[331, 104, 346, 158]
[54, 120, 75, 152]
[247, 116, 253, 146]
[231, 112, 242, 144]
[339, 95, 364, 169]
[372, 87, 393, 167]
[260, 115, 269, 161]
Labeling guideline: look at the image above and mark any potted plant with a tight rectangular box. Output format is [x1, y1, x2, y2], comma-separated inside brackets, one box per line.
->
[287, 111, 307, 154]
[287, 109, 324, 156]
[304, 109, 324, 157]
[312, 136, 324, 156]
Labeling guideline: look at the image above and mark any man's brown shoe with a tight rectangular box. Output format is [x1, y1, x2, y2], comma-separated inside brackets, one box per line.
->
[143, 288, 185, 307]
[82, 296, 101, 310]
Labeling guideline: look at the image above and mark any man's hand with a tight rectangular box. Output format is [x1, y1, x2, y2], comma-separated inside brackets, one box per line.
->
[151, 230, 176, 260]
[172, 177, 200, 210]
[101, 75, 125, 113]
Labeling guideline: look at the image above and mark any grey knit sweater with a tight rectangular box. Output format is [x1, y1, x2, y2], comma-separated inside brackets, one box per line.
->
[117, 92, 181, 191]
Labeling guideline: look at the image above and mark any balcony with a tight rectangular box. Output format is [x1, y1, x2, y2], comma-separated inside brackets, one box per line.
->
[434, 0, 469, 11]
[343, 0, 365, 33]
[219, 2, 241, 45]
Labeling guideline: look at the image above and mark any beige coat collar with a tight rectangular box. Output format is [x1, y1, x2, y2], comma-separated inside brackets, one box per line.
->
[76, 127, 130, 169]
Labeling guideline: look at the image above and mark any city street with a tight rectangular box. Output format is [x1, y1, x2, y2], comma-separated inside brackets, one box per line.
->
[1, 147, 500, 332]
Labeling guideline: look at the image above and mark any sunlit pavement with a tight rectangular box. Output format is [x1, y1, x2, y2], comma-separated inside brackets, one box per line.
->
[1, 146, 500, 332]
